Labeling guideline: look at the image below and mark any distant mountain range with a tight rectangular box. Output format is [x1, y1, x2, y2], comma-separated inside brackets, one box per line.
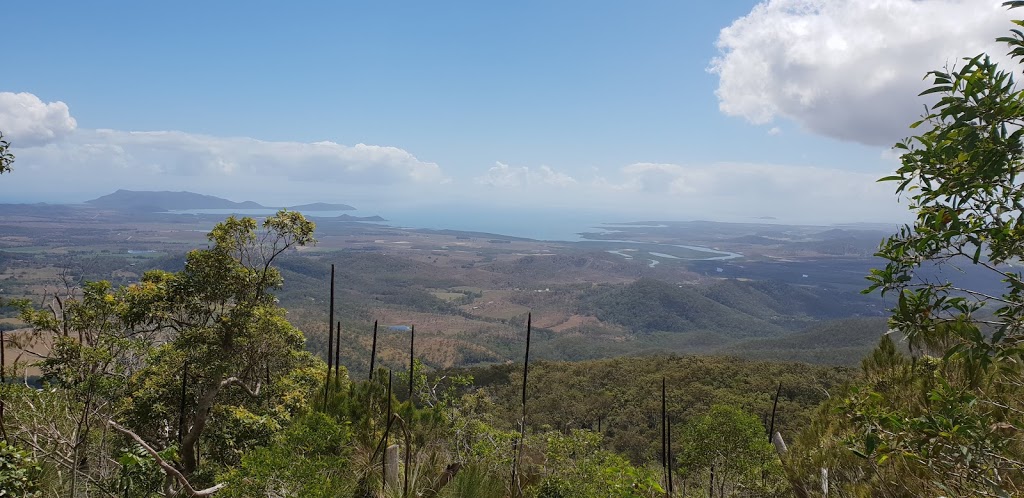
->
[84, 190, 356, 212]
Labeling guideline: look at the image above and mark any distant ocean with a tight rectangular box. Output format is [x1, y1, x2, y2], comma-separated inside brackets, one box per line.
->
[171, 206, 618, 242]
[376, 206, 619, 241]
[171, 205, 880, 242]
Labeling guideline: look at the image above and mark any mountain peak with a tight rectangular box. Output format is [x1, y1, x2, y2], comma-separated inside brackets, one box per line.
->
[85, 190, 265, 212]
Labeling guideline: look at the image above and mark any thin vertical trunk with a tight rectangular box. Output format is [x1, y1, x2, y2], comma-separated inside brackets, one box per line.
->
[404, 430, 412, 498]
[522, 314, 531, 409]
[334, 321, 341, 382]
[408, 325, 415, 403]
[511, 313, 531, 498]
[769, 383, 782, 443]
[709, 463, 715, 498]
[662, 377, 668, 496]
[369, 320, 378, 380]
[333, 319, 342, 381]
[386, 370, 393, 428]
[383, 370, 393, 496]
[325, 264, 335, 405]
[667, 413, 674, 496]
[333, 323, 342, 381]
[178, 361, 188, 444]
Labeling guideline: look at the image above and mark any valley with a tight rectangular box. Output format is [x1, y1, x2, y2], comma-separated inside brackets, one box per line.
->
[0, 192, 896, 379]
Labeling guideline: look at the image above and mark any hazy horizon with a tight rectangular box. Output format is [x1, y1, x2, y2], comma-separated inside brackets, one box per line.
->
[1, 1, 1013, 226]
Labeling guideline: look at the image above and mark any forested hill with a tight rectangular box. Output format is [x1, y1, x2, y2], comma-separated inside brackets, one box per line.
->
[83, 189, 357, 212]
[579, 277, 883, 338]
[717, 317, 891, 365]
[451, 354, 854, 463]
[85, 189, 265, 211]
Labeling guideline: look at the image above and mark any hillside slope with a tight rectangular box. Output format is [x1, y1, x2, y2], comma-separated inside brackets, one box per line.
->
[85, 189, 264, 211]
[718, 317, 890, 366]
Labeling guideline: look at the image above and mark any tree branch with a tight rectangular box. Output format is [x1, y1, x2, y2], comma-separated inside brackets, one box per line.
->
[107, 420, 226, 497]
[221, 376, 261, 397]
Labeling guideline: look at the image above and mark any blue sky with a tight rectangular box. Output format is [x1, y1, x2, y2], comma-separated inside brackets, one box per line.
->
[0, 1, 1016, 224]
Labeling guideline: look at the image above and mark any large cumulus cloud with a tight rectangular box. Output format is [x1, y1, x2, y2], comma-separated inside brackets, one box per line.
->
[710, 0, 1015, 145]
[22, 130, 445, 184]
[0, 92, 77, 146]
[1, 92, 446, 203]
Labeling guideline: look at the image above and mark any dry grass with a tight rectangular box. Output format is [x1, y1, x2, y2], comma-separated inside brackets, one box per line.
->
[3, 328, 47, 378]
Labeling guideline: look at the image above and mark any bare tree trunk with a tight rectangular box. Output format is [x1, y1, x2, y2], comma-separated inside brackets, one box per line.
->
[385, 444, 400, 490]
[772, 431, 788, 455]
[709, 463, 714, 498]
[182, 377, 223, 474]
[325, 265, 334, 406]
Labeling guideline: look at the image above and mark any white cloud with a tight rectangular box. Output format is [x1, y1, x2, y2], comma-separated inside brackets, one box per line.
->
[475, 162, 577, 188]
[0, 90, 906, 223]
[469, 161, 906, 224]
[0, 92, 77, 146]
[710, 0, 1015, 145]
[598, 161, 905, 222]
[2, 92, 446, 202]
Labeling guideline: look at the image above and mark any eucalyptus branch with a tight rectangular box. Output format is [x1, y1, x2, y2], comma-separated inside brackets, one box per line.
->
[221, 376, 262, 397]
[946, 287, 1014, 305]
[108, 420, 226, 497]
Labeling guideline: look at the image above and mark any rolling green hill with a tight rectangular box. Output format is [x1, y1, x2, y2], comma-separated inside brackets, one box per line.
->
[579, 278, 782, 337]
[718, 317, 891, 366]
[454, 354, 855, 462]
[699, 279, 882, 326]
[579, 277, 885, 340]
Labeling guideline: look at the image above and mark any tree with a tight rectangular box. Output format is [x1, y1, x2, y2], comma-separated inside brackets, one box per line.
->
[535, 429, 663, 498]
[0, 131, 12, 175]
[10, 210, 318, 496]
[845, 3, 1024, 495]
[676, 405, 785, 497]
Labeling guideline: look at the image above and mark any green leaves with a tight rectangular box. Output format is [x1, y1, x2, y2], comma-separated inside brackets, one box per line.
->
[845, 10, 1024, 495]
[676, 405, 784, 495]
[537, 430, 664, 498]
[8, 211, 322, 493]
[0, 131, 13, 176]
[0, 442, 41, 498]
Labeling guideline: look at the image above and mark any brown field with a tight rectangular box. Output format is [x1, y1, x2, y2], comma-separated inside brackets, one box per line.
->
[2, 328, 47, 378]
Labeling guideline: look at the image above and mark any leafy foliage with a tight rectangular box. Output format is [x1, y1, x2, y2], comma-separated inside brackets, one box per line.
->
[216, 413, 354, 498]
[0, 442, 41, 498]
[459, 355, 851, 464]
[6, 211, 320, 496]
[677, 405, 787, 497]
[791, 6, 1024, 496]
[535, 430, 663, 498]
[0, 131, 12, 176]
